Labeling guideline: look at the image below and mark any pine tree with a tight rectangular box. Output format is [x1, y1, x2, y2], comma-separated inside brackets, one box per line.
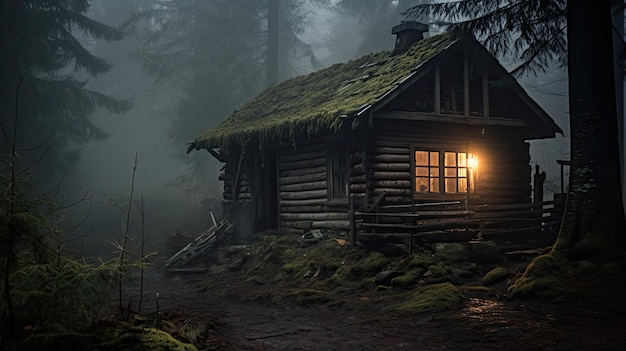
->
[0, 0, 132, 190]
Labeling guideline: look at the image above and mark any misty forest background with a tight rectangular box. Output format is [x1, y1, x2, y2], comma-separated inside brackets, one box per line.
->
[1, 0, 570, 257]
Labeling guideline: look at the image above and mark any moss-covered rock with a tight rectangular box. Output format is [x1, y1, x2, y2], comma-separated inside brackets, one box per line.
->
[389, 283, 465, 313]
[482, 267, 509, 286]
[434, 242, 473, 263]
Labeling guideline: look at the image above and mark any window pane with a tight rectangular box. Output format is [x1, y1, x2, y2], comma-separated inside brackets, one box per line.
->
[430, 168, 439, 177]
[416, 167, 429, 177]
[458, 178, 468, 192]
[430, 152, 439, 166]
[445, 168, 456, 177]
[445, 178, 457, 192]
[445, 152, 456, 166]
[416, 178, 429, 192]
[415, 151, 428, 166]
[431, 178, 440, 192]
[458, 167, 467, 177]
[458, 153, 467, 167]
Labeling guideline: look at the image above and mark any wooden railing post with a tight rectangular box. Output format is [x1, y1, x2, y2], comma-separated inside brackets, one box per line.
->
[349, 195, 357, 246]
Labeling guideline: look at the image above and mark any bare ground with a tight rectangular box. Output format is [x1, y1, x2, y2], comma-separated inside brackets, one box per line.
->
[123, 254, 626, 351]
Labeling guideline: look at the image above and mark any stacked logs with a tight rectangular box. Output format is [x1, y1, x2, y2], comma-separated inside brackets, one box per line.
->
[362, 138, 413, 205]
[278, 142, 350, 233]
[220, 172, 252, 200]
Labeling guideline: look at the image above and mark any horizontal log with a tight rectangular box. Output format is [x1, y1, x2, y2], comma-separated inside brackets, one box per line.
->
[280, 189, 328, 200]
[367, 163, 410, 171]
[371, 171, 411, 180]
[280, 212, 350, 221]
[380, 196, 412, 204]
[368, 180, 411, 189]
[280, 172, 326, 185]
[309, 220, 350, 230]
[281, 205, 338, 213]
[280, 157, 326, 171]
[370, 154, 410, 163]
[369, 146, 410, 155]
[279, 150, 326, 163]
[369, 188, 412, 196]
[358, 218, 479, 232]
[280, 198, 328, 206]
[372, 139, 411, 148]
[350, 184, 367, 192]
[356, 210, 473, 218]
[279, 180, 327, 192]
[280, 142, 326, 155]
[350, 175, 367, 184]
[281, 165, 327, 178]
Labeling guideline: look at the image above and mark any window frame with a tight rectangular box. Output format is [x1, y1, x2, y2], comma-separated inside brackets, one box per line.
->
[413, 146, 474, 196]
[327, 141, 349, 200]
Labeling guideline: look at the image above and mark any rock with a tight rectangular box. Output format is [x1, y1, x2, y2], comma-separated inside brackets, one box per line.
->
[482, 267, 509, 286]
[375, 270, 404, 286]
[434, 242, 473, 263]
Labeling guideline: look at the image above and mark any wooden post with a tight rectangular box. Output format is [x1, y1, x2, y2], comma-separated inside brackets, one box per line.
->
[349, 195, 356, 246]
[233, 151, 244, 201]
[464, 53, 470, 117]
[482, 70, 489, 122]
[435, 66, 441, 114]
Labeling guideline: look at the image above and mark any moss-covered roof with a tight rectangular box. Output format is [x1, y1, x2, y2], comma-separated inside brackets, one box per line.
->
[190, 31, 461, 150]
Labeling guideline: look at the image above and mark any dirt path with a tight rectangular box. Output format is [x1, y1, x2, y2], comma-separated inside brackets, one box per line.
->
[125, 266, 626, 351]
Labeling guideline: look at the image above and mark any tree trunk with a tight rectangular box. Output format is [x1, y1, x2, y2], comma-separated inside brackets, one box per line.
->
[554, 0, 625, 259]
[267, 0, 279, 86]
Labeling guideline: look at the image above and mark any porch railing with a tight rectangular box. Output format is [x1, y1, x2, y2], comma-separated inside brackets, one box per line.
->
[349, 192, 564, 252]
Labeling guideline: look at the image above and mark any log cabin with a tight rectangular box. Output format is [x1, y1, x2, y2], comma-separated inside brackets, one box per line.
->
[187, 22, 563, 249]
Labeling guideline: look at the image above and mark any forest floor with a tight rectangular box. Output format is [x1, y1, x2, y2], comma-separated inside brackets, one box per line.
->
[117, 231, 626, 351]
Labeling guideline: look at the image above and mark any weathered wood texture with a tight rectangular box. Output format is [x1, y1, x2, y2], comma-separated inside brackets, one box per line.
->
[277, 138, 351, 233]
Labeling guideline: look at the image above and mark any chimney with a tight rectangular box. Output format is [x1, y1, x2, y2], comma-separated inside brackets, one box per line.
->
[391, 21, 429, 55]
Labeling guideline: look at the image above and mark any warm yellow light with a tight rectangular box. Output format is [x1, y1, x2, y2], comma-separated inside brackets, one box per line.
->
[468, 154, 478, 169]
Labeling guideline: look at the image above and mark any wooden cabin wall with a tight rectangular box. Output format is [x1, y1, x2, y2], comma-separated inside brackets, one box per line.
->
[221, 149, 252, 202]
[367, 120, 533, 208]
[278, 139, 351, 234]
[472, 138, 531, 205]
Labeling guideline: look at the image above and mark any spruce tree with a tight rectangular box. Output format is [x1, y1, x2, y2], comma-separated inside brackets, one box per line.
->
[0, 0, 132, 190]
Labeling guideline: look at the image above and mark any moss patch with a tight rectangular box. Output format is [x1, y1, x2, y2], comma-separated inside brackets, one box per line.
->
[389, 283, 465, 313]
[94, 324, 198, 351]
[482, 267, 509, 286]
[508, 253, 626, 310]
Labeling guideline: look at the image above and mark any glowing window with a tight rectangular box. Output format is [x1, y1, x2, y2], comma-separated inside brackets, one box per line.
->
[415, 150, 475, 194]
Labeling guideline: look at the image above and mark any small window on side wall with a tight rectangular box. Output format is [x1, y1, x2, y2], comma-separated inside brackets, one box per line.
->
[328, 142, 349, 199]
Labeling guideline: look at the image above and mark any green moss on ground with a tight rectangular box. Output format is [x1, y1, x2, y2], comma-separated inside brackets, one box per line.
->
[389, 283, 465, 313]
[94, 324, 198, 351]
[508, 253, 626, 310]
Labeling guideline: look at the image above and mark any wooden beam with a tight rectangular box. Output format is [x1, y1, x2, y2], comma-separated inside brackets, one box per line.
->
[207, 148, 227, 162]
[435, 66, 441, 114]
[374, 111, 528, 127]
[464, 53, 470, 117]
[482, 70, 490, 123]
